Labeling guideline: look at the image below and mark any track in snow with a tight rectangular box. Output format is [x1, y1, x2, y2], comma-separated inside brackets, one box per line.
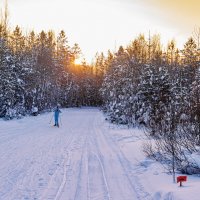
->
[0, 108, 151, 200]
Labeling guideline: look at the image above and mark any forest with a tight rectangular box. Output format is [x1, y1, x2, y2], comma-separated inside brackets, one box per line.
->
[0, 6, 104, 119]
[1, 5, 200, 175]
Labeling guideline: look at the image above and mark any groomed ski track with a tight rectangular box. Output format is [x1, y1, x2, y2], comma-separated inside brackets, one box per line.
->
[0, 108, 152, 200]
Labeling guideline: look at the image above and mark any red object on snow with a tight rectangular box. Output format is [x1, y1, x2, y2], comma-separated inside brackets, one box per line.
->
[177, 176, 187, 186]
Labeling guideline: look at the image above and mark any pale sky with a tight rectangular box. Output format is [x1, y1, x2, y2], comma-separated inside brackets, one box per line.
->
[1, 0, 200, 62]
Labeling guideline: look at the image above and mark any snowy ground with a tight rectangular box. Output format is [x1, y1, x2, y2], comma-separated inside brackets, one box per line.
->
[0, 108, 199, 200]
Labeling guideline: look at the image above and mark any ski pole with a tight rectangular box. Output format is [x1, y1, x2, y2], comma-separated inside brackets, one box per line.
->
[49, 115, 53, 124]
[60, 116, 62, 126]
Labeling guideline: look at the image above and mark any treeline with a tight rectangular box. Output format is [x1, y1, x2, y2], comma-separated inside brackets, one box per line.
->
[100, 33, 200, 175]
[0, 8, 103, 119]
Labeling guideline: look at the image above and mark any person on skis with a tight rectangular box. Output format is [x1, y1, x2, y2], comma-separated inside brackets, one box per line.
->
[54, 106, 61, 127]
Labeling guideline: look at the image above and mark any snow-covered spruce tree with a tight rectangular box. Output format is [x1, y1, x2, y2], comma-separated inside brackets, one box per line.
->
[189, 66, 200, 145]
[6, 25, 28, 118]
[21, 30, 39, 114]
[0, 37, 17, 118]
[137, 63, 170, 135]
[101, 46, 140, 125]
[0, 44, 26, 119]
[31, 31, 57, 112]
[101, 48, 125, 123]
[178, 37, 200, 146]
[55, 30, 72, 107]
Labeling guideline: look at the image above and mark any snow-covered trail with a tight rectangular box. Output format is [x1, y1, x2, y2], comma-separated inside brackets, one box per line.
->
[0, 108, 151, 200]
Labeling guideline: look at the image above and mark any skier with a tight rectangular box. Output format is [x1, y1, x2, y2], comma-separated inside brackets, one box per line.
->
[54, 106, 61, 127]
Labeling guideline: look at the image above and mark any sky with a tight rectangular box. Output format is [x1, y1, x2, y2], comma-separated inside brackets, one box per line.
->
[0, 0, 200, 63]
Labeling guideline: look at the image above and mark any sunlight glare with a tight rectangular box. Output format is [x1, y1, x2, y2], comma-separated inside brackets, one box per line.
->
[74, 57, 83, 65]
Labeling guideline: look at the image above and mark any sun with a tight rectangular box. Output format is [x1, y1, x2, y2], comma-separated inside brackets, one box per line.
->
[74, 56, 87, 65]
[74, 57, 83, 65]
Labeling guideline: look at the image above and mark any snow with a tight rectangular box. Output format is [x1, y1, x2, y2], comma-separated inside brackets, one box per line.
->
[0, 108, 199, 200]
[111, 127, 200, 200]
